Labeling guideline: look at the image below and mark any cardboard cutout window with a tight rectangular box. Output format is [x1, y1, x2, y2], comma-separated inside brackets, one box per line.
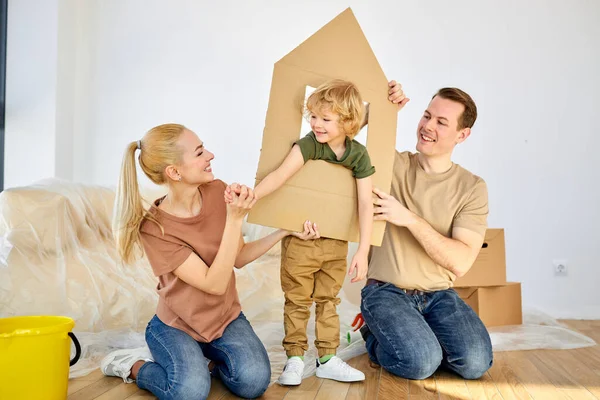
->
[247, 8, 397, 246]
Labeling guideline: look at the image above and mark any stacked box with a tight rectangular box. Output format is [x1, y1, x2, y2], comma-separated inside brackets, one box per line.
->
[454, 229, 522, 327]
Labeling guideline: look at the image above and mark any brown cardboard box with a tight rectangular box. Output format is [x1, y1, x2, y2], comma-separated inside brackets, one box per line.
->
[454, 228, 507, 287]
[246, 8, 397, 246]
[455, 282, 523, 327]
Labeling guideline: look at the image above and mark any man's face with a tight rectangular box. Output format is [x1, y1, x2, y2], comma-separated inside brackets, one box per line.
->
[416, 96, 470, 157]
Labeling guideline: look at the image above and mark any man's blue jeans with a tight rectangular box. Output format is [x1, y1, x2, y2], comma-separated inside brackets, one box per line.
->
[360, 282, 493, 380]
[136, 312, 271, 400]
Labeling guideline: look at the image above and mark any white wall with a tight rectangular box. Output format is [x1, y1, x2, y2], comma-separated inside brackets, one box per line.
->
[5, 0, 81, 185]
[5, 0, 59, 187]
[5, 0, 600, 318]
[54, 0, 78, 181]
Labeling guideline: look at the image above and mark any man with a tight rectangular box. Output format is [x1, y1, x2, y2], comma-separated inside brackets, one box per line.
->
[360, 82, 493, 380]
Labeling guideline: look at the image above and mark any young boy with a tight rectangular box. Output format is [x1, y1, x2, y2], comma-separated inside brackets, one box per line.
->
[227, 79, 373, 385]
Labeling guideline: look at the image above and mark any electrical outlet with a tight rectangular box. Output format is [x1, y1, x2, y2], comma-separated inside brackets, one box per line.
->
[553, 259, 568, 276]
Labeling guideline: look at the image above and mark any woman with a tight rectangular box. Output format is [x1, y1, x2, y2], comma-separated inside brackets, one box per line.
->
[101, 123, 319, 399]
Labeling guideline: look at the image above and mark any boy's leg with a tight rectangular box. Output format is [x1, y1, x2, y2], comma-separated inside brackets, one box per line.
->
[313, 239, 365, 382]
[200, 312, 271, 399]
[313, 238, 347, 357]
[280, 236, 321, 357]
[423, 289, 493, 379]
[360, 283, 443, 380]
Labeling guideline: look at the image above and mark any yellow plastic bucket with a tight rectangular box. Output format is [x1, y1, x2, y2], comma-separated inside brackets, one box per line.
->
[0, 316, 81, 400]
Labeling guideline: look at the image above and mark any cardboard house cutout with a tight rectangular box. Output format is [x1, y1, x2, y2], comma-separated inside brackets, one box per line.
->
[247, 8, 397, 246]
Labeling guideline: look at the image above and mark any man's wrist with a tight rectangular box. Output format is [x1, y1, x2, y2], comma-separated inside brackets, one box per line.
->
[405, 212, 425, 232]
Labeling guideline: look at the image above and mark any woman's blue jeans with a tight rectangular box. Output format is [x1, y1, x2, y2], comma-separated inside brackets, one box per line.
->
[136, 312, 271, 400]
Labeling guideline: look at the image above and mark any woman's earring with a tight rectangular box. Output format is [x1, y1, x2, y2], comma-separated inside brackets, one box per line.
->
[178, 176, 182, 182]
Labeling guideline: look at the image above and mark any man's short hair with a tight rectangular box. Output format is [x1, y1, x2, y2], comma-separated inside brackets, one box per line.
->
[433, 88, 477, 130]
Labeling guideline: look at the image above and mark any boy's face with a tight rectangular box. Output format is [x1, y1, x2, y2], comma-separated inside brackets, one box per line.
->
[416, 96, 470, 157]
[309, 108, 345, 145]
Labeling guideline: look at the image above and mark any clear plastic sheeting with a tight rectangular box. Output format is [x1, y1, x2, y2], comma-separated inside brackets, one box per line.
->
[489, 307, 596, 352]
[0, 179, 160, 378]
[0, 179, 595, 382]
[68, 329, 146, 378]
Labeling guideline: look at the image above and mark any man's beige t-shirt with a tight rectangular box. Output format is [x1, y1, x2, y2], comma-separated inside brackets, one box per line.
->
[368, 151, 488, 291]
[140, 179, 241, 342]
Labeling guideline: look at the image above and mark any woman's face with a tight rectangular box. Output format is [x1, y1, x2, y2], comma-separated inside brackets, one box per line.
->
[175, 129, 215, 185]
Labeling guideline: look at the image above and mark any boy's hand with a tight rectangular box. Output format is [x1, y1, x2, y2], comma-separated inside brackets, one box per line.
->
[224, 183, 242, 204]
[289, 220, 320, 240]
[388, 80, 410, 111]
[225, 185, 257, 221]
[349, 248, 369, 283]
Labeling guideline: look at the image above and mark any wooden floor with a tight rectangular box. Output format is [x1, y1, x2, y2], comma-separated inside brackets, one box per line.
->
[68, 320, 600, 400]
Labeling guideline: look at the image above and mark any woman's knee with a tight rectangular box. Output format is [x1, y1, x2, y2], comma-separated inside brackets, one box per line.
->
[229, 361, 271, 398]
[167, 374, 211, 400]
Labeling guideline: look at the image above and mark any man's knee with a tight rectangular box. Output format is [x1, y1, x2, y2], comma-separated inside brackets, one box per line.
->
[383, 344, 443, 380]
[452, 349, 493, 379]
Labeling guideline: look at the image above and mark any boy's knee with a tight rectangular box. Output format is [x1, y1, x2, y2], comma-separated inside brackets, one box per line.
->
[314, 296, 340, 307]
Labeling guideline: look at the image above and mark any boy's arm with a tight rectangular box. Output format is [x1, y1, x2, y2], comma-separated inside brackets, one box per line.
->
[254, 145, 305, 199]
[356, 176, 373, 254]
[349, 176, 373, 282]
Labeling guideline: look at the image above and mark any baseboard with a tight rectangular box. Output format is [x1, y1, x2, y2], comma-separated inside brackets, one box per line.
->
[530, 305, 600, 320]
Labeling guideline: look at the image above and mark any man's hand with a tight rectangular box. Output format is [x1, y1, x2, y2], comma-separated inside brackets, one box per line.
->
[288, 220, 320, 240]
[373, 187, 417, 227]
[348, 249, 368, 283]
[388, 80, 410, 111]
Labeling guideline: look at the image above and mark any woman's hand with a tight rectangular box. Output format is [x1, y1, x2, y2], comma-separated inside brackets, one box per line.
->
[224, 182, 241, 204]
[288, 220, 320, 240]
[226, 184, 257, 220]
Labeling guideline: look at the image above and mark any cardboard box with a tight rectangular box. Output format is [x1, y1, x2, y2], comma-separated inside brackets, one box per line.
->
[247, 8, 398, 246]
[455, 282, 523, 327]
[454, 228, 507, 287]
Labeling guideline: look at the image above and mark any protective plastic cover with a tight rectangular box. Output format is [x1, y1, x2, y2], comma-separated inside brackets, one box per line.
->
[0, 180, 595, 381]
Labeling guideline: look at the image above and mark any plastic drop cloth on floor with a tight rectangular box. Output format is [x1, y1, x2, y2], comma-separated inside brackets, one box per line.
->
[0, 179, 596, 382]
[0, 179, 160, 378]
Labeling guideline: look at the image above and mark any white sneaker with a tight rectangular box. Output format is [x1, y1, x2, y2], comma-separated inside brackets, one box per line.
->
[277, 357, 305, 386]
[100, 347, 153, 383]
[316, 356, 365, 382]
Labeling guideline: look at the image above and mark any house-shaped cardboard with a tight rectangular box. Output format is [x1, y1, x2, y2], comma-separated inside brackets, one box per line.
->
[247, 8, 397, 246]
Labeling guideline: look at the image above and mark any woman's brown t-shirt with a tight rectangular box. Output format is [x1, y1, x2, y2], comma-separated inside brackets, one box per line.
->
[140, 179, 241, 342]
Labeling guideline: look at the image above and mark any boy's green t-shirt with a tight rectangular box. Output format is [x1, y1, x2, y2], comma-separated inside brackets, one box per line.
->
[295, 131, 375, 179]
